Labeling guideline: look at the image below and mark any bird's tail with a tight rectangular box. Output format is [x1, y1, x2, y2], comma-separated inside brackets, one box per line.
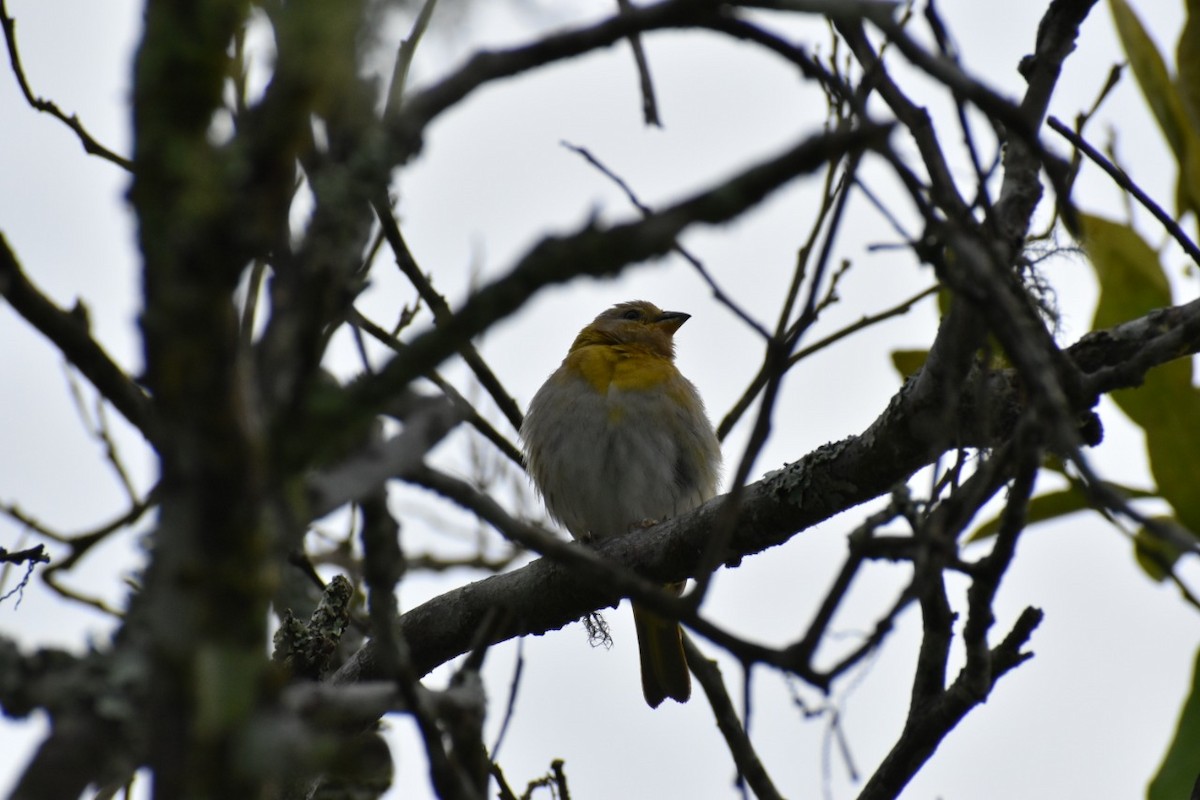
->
[632, 583, 690, 708]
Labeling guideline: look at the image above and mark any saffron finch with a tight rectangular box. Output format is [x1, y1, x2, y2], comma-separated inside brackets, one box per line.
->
[521, 300, 722, 707]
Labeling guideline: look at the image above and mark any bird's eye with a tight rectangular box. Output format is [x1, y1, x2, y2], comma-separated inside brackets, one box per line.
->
[621, 309, 642, 320]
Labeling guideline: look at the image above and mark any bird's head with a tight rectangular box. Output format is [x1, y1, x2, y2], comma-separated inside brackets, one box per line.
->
[569, 300, 690, 360]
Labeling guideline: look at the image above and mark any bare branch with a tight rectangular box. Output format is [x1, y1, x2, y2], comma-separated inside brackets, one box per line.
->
[685, 635, 786, 800]
[384, 0, 440, 117]
[616, 0, 663, 126]
[560, 139, 772, 338]
[0, 544, 48, 566]
[856, 607, 1042, 800]
[0, 1, 133, 170]
[370, 196, 526, 432]
[0, 235, 155, 440]
[349, 307, 525, 467]
[1048, 115, 1200, 266]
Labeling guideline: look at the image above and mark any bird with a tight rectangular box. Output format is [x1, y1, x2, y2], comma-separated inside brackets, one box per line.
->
[521, 300, 722, 708]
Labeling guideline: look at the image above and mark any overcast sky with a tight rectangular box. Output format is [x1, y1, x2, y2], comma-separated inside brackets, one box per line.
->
[2, 1, 1198, 798]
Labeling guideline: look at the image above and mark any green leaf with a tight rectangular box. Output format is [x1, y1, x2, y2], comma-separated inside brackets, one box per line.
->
[1111, 0, 1200, 216]
[967, 489, 1088, 542]
[1178, 0, 1200, 219]
[1177, 141, 1200, 221]
[1080, 214, 1200, 541]
[1176, 0, 1200, 130]
[1148, 646, 1200, 800]
[1080, 213, 1188, 424]
[1081, 214, 1173, 335]
[1132, 518, 1185, 582]
[890, 349, 928, 379]
[936, 284, 952, 318]
[966, 482, 1155, 543]
[1111, 0, 1191, 158]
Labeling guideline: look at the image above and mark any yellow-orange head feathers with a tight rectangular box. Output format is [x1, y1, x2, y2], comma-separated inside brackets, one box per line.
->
[568, 300, 690, 360]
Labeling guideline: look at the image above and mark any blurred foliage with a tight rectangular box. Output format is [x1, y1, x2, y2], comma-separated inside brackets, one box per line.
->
[1080, 214, 1200, 567]
[965, 470, 1155, 543]
[1111, 2, 1200, 794]
[1150, 647, 1200, 800]
[889, 348, 927, 378]
[1110, 0, 1200, 219]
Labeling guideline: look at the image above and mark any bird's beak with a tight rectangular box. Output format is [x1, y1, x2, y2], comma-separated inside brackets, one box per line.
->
[654, 310, 690, 334]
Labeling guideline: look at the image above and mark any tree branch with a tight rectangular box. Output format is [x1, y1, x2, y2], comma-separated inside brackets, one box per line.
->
[0, 234, 155, 440]
[331, 296, 1200, 684]
[1048, 115, 1200, 266]
[0, 1, 133, 170]
[856, 607, 1042, 800]
[684, 636, 784, 800]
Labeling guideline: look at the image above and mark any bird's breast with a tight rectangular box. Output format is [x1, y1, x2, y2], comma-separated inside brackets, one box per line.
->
[564, 346, 679, 395]
[523, 346, 721, 542]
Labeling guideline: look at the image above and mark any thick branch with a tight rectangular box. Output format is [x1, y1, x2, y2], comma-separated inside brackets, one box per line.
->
[994, 0, 1099, 243]
[387, 0, 720, 156]
[385, 0, 890, 162]
[334, 296, 1200, 682]
[0, 234, 155, 440]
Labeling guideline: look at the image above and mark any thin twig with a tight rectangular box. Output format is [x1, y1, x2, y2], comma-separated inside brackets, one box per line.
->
[0, 548, 41, 606]
[716, 152, 854, 441]
[488, 638, 524, 759]
[63, 367, 141, 503]
[719, 193, 929, 441]
[240, 259, 268, 342]
[370, 194, 526, 432]
[0, 544, 49, 565]
[348, 307, 524, 467]
[561, 141, 772, 340]
[384, 0, 440, 117]
[790, 284, 939, 367]
[359, 492, 477, 800]
[35, 495, 156, 615]
[792, 494, 907, 664]
[1048, 116, 1200, 267]
[488, 762, 519, 800]
[695, 149, 862, 608]
[1, 0, 133, 170]
[684, 635, 785, 800]
[0, 235, 155, 440]
[616, 0, 662, 126]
